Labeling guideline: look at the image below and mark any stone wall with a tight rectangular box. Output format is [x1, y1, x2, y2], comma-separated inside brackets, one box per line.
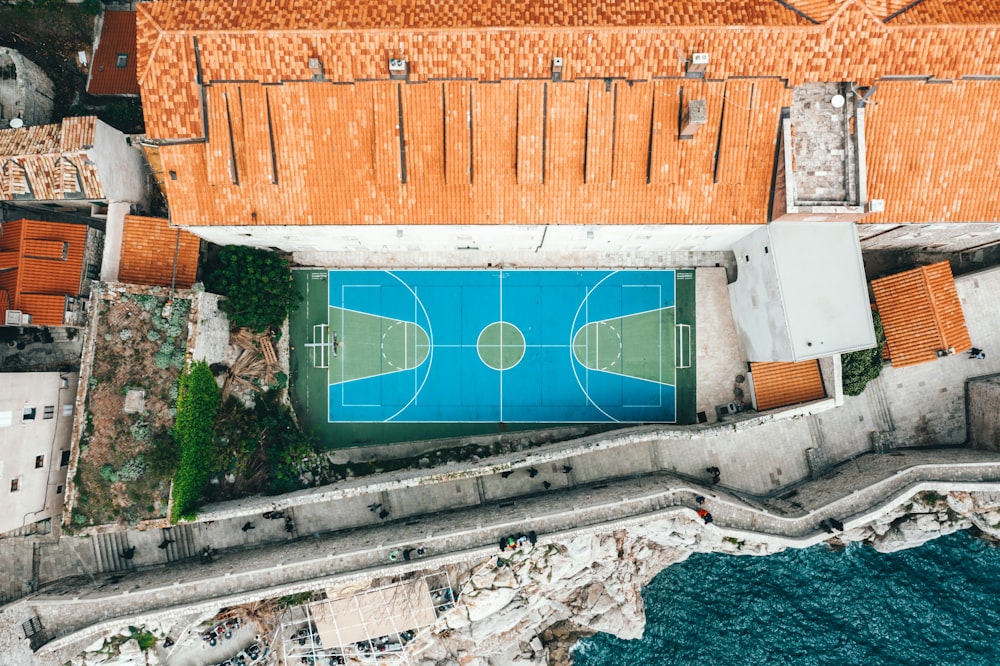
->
[967, 374, 1000, 450]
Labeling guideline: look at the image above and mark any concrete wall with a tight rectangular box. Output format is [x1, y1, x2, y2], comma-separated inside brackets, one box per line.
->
[182, 223, 758, 264]
[88, 121, 148, 205]
[0, 372, 79, 534]
[728, 227, 792, 361]
[0, 48, 54, 127]
[858, 223, 1000, 252]
[967, 375, 1000, 451]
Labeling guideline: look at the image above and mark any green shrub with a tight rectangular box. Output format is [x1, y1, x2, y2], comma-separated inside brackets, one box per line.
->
[118, 456, 147, 482]
[842, 312, 886, 397]
[99, 464, 119, 483]
[73, 512, 88, 525]
[170, 361, 221, 521]
[204, 246, 300, 333]
[154, 351, 172, 370]
[147, 330, 161, 342]
[119, 329, 133, 341]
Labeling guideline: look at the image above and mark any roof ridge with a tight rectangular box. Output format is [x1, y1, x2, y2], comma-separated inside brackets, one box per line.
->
[919, 263, 949, 351]
[135, 3, 165, 88]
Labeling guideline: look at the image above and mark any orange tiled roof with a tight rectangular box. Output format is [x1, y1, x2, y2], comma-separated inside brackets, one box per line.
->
[871, 261, 972, 368]
[119, 215, 201, 288]
[887, 0, 1000, 24]
[750, 360, 826, 411]
[157, 78, 789, 227]
[865, 80, 1000, 224]
[135, 0, 1000, 228]
[88, 11, 140, 95]
[0, 219, 89, 326]
[0, 118, 103, 202]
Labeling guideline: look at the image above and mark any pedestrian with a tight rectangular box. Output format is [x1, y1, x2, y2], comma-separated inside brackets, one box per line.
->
[968, 347, 983, 358]
[562, 465, 573, 474]
[403, 548, 415, 561]
[368, 502, 382, 512]
[496, 557, 506, 568]
[543, 481, 551, 489]
[695, 495, 705, 505]
[528, 467, 539, 478]
[528, 531, 537, 545]
[820, 519, 835, 534]
[119, 546, 136, 560]
[379, 509, 390, 520]
[974, 351, 987, 360]
[416, 547, 428, 555]
[500, 471, 514, 478]
[830, 518, 845, 531]
[389, 550, 400, 562]
[158, 538, 174, 549]
[242, 521, 255, 532]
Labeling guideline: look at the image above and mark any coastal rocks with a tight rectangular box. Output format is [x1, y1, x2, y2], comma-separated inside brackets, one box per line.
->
[412, 490, 1000, 664]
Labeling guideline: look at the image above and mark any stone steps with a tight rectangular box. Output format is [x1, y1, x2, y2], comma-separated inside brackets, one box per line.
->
[91, 531, 134, 574]
[160, 525, 196, 563]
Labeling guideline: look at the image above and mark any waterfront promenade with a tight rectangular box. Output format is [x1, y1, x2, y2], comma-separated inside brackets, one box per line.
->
[3, 266, 1000, 662]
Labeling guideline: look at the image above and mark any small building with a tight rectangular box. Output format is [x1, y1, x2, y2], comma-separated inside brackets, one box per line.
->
[86, 11, 139, 96]
[728, 222, 876, 363]
[0, 218, 102, 327]
[0, 372, 79, 535]
[748, 360, 827, 412]
[0, 47, 54, 128]
[118, 215, 201, 289]
[871, 261, 971, 368]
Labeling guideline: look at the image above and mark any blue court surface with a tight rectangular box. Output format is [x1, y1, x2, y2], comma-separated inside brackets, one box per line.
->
[318, 270, 695, 424]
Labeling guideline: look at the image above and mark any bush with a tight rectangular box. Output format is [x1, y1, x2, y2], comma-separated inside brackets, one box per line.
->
[99, 464, 119, 483]
[842, 311, 886, 396]
[118, 456, 147, 482]
[171, 361, 221, 521]
[204, 246, 299, 333]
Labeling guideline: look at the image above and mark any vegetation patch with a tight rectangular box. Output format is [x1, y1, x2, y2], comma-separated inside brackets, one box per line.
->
[70, 292, 190, 528]
[842, 311, 886, 397]
[205, 246, 300, 333]
[171, 361, 221, 522]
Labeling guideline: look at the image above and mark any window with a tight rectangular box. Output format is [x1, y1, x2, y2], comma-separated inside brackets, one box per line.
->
[22, 407, 36, 421]
[56, 485, 63, 495]
[60, 450, 71, 467]
[63, 404, 73, 417]
[116, 53, 128, 68]
[35, 455, 44, 469]
[10, 478, 20, 492]
[43, 405, 55, 419]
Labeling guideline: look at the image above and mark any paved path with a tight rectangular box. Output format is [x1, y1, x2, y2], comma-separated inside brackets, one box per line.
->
[5, 266, 1000, 660]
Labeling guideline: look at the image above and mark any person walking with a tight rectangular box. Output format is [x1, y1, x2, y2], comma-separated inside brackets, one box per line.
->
[241, 521, 255, 532]
[158, 538, 175, 549]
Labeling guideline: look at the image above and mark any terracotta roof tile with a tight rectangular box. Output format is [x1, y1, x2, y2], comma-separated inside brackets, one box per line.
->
[88, 11, 140, 95]
[158, 79, 787, 227]
[887, 0, 1000, 24]
[0, 219, 89, 326]
[750, 360, 826, 411]
[118, 215, 201, 288]
[871, 261, 971, 368]
[865, 80, 1000, 224]
[0, 118, 102, 201]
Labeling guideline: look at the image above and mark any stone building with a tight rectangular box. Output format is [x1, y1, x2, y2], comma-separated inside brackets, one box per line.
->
[0, 48, 54, 129]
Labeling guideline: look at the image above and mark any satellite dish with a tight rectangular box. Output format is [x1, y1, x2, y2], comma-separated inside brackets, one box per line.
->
[831, 94, 846, 109]
[9, 117, 24, 129]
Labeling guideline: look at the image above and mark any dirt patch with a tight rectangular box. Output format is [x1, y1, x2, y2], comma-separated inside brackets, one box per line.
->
[72, 291, 191, 527]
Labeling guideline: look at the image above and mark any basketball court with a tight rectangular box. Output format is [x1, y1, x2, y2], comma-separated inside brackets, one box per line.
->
[291, 269, 696, 435]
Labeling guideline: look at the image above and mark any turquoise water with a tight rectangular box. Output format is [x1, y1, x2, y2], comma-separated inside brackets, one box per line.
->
[572, 530, 1000, 665]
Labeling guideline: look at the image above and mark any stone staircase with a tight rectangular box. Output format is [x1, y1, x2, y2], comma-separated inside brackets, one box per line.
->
[90, 531, 135, 574]
[158, 525, 197, 563]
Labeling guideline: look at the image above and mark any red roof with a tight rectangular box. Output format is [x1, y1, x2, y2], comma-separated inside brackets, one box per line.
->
[134, 0, 1000, 229]
[0, 219, 89, 326]
[119, 215, 201, 289]
[871, 261, 972, 368]
[89, 11, 139, 95]
[750, 360, 826, 411]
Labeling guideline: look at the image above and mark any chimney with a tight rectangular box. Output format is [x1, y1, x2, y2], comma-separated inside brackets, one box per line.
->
[389, 58, 409, 81]
[552, 57, 564, 82]
[687, 52, 709, 77]
[679, 99, 707, 139]
[308, 58, 324, 81]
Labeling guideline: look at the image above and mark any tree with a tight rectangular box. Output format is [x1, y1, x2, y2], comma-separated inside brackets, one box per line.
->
[842, 311, 886, 397]
[171, 361, 221, 521]
[204, 246, 299, 333]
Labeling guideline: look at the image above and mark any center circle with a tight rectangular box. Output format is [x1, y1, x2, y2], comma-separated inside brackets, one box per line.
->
[477, 322, 526, 371]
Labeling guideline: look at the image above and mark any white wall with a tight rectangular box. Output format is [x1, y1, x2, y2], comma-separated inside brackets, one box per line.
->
[0, 372, 78, 533]
[181, 223, 758, 267]
[89, 120, 148, 205]
[728, 227, 792, 361]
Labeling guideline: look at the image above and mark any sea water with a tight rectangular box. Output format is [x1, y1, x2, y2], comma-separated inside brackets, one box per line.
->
[572, 530, 1000, 665]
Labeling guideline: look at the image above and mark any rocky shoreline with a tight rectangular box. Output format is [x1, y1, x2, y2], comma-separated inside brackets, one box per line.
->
[407, 489, 1000, 665]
